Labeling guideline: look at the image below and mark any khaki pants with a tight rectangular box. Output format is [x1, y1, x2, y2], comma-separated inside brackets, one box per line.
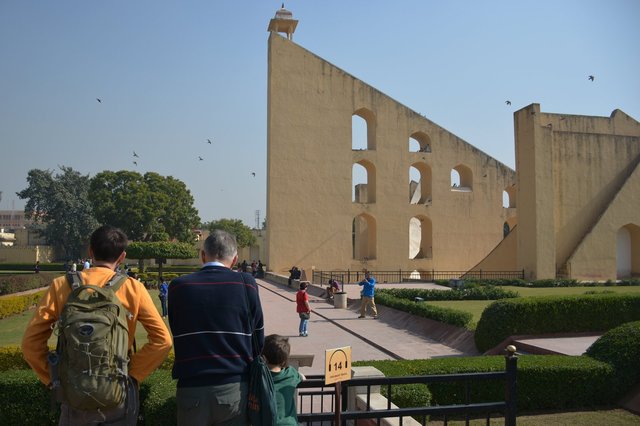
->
[360, 296, 378, 317]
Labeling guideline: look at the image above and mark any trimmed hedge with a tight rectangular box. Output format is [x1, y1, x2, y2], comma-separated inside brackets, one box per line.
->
[355, 355, 617, 411]
[378, 286, 518, 301]
[0, 263, 66, 272]
[0, 272, 59, 296]
[0, 369, 59, 425]
[434, 278, 640, 288]
[474, 293, 640, 352]
[0, 291, 46, 319]
[586, 320, 640, 391]
[375, 292, 473, 328]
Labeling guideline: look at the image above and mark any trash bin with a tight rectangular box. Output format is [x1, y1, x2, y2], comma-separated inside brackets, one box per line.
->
[449, 279, 464, 290]
[334, 292, 347, 309]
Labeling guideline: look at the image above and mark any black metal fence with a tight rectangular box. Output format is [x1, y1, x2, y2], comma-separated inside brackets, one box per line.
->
[313, 269, 525, 285]
[298, 352, 518, 426]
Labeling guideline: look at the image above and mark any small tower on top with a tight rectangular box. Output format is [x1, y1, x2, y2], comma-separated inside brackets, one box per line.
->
[268, 3, 298, 40]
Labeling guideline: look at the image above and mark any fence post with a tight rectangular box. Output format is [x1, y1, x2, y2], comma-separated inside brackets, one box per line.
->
[505, 345, 518, 426]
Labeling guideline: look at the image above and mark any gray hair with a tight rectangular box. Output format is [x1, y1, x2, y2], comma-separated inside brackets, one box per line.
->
[203, 230, 238, 261]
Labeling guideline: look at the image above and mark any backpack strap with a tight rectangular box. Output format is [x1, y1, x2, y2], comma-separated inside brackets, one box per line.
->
[66, 271, 83, 290]
[105, 273, 129, 292]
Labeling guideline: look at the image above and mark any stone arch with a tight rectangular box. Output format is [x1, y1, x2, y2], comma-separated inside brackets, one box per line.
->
[409, 131, 431, 153]
[617, 224, 640, 278]
[352, 213, 377, 260]
[353, 108, 376, 150]
[504, 185, 516, 208]
[409, 162, 432, 204]
[352, 159, 376, 203]
[451, 164, 473, 190]
[409, 215, 432, 259]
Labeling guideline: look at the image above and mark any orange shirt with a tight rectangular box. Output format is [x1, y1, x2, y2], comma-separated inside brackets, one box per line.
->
[21, 267, 172, 385]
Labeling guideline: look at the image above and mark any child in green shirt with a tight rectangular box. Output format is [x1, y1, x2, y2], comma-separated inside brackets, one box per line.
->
[262, 334, 306, 425]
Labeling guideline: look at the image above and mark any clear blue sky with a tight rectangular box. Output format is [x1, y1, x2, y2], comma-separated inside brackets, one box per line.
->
[1, 1, 639, 227]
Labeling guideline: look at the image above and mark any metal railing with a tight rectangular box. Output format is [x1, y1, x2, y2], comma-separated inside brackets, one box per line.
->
[298, 352, 517, 426]
[313, 269, 525, 285]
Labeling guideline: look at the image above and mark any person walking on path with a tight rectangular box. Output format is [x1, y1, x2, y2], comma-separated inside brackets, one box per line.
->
[158, 279, 169, 318]
[296, 281, 311, 336]
[263, 334, 305, 425]
[168, 230, 265, 426]
[21, 225, 172, 425]
[358, 271, 378, 319]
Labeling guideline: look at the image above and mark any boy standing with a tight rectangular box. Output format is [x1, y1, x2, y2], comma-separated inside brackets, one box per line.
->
[262, 334, 305, 426]
[296, 281, 311, 336]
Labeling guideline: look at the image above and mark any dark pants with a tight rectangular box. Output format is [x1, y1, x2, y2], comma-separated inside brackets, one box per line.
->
[59, 377, 139, 426]
[176, 381, 248, 426]
[160, 295, 168, 317]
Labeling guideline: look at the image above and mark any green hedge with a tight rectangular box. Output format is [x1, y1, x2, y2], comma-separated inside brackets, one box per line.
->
[355, 355, 617, 411]
[378, 286, 518, 301]
[0, 291, 46, 319]
[0, 369, 177, 425]
[0, 263, 66, 272]
[586, 321, 640, 391]
[0, 273, 59, 296]
[375, 292, 473, 328]
[475, 293, 640, 352]
[434, 278, 640, 288]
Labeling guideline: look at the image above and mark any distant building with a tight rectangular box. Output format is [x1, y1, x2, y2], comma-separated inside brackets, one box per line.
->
[0, 210, 33, 230]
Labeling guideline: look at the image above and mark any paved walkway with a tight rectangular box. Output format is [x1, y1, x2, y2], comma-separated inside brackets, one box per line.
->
[258, 278, 475, 376]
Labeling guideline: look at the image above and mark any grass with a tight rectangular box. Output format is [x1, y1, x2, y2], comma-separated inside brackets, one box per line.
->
[428, 409, 639, 425]
[0, 289, 164, 347]
[426, 285, 640, 328]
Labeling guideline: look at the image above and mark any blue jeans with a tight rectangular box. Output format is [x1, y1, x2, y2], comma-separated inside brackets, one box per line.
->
[299, 313, 309, 334]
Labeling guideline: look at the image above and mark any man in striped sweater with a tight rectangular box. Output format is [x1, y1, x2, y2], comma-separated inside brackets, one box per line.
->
[168, 230, 265, 426]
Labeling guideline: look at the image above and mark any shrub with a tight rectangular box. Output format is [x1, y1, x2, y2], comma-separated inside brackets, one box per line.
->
[0, 263, 65, 272]
[0, 346, 30, 371]
[379, 286, 518, 301]
[356, 355, 616, 411]
[474, 293, 640, 352]
[0, 369, 59, 425]
[0, 291, 46, 319]
[586, 320, 640, 392]
[375, 292, 473, 328]
[0, 272, 59, 296]
[139, 370, 177, 425]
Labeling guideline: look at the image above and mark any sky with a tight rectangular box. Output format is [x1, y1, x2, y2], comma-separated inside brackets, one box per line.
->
[1, 1, 639, 227]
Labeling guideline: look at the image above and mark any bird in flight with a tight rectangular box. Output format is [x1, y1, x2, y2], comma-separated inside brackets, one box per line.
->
[96, 98, 102, 103]
[133, 151, 139, 158]
[199, 156, 204, 161]
[505, 100, 511, 106]
[251, 172, 256, 177]
[133, 161, 137, 166]
[588, 75, 595, 81]
[207, 139, 212, 144]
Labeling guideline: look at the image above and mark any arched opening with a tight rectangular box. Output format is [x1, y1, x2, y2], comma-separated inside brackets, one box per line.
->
[617, 224, 640, 278]
[352, 213, 377, 260]
[352, 108, 376, 150]
[409, 131, 431, 153]
[504, 185, 516, 208]
[451, 164, 473, 191]
[352, 160, 376, 203]
[409, 216, 432, 259]
[409, 163, 432, 204]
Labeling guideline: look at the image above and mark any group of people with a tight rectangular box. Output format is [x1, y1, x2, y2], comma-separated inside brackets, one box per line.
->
[22, 226, 302, 426]
[238, 259, 265, 278]
[63, 258, 92, 273]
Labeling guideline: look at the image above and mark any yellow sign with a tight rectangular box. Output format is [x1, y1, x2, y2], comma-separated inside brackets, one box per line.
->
[324, 346, 352, 385]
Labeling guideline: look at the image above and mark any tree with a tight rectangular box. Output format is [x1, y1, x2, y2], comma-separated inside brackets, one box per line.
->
[17, 167, 98, 260]
[206, 219, 256, 248]
[126, 241, 198, 278]
[89, 171, 200, 243]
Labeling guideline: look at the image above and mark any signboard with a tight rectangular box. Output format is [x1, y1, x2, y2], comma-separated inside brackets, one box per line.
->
[324, 346, 352, 385]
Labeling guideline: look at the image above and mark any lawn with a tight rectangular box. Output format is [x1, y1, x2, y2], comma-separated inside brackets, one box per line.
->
[425, 285, 640, 328]
[0, 289, 164, 347]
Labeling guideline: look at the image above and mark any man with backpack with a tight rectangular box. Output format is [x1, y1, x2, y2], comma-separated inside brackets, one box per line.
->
[22, 225, 172, 425]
